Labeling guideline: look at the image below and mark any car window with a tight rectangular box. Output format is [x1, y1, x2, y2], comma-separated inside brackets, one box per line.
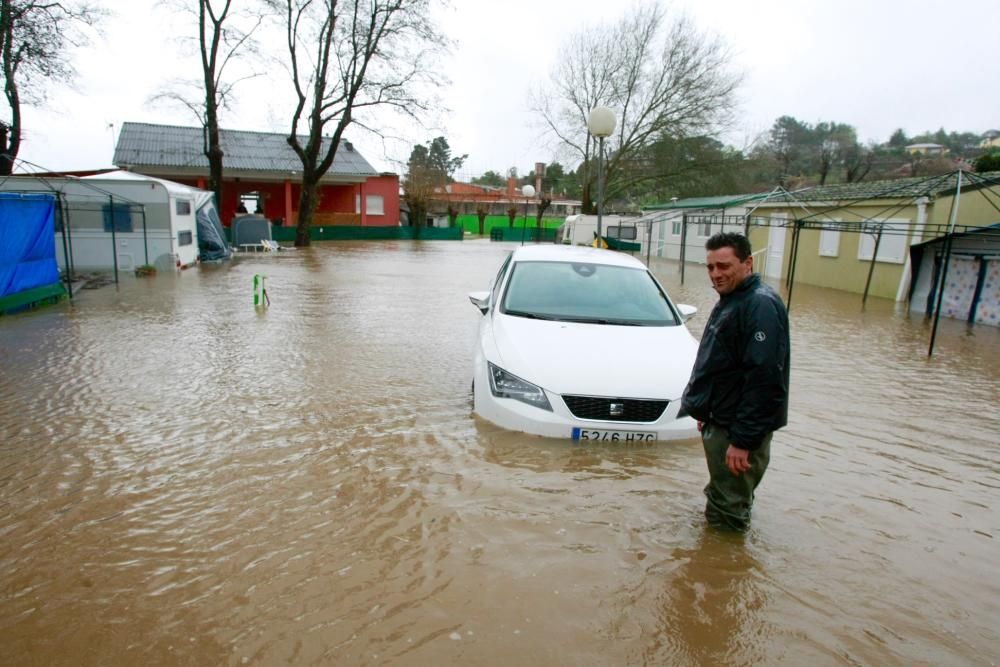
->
[490, 253, 513, 311]
[501, 260, 680, 326]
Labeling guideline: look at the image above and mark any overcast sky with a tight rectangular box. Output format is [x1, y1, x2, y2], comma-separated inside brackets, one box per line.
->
[16, 0, 1000, 180]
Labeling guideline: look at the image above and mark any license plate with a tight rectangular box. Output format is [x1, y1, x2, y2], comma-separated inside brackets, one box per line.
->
[572, 427, 657, 443]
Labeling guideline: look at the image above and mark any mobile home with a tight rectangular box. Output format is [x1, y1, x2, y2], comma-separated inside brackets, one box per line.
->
[0, 171, 219, 273]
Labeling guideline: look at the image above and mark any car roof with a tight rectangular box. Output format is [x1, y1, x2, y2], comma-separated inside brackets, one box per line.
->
[510, 245, 646, 269]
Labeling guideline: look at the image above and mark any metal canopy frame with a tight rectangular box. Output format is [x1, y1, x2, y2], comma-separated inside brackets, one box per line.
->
[627, 171, 1000, 356]
[1, 161, 151, 293]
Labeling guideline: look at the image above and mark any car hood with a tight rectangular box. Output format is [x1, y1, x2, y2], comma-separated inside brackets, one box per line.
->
[489, 313, 698, 399]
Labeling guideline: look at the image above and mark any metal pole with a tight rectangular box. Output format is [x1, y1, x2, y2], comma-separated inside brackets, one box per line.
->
[141, 205, 149, 266]
[861, 223, 883, 308]
[928, 231, 953, 357]
[109, 195, 119, 285]
[57, 194, 72, 300]
[596, 136, 604, 244]
[785, 220, 802, 311]
[521, 196, 526, 246]
[744, 212, 750, 237]
[645, 218, 652, 266]
[968, 256, 988, 324]
[680, 213, 688, 285]
[928, 172, 964, 357]
[64, 195, 75, 281]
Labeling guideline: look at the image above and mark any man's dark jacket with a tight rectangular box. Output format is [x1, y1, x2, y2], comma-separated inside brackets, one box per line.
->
[680, 273, 789, 450]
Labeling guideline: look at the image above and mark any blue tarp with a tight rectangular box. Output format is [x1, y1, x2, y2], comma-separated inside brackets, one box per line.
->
[0, 193, 59, 298]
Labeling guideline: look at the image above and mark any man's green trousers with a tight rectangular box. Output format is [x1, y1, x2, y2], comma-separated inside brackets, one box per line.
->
[701, 421, 772, 532]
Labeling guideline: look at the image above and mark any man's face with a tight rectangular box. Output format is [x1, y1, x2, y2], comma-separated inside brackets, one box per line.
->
[706, 246, 753, 296]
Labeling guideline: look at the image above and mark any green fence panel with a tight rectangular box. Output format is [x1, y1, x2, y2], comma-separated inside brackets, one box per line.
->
[605, 237, 641, 252]
[0, 282, 66, 315]
[489, 227, 558, 243]
[456, 215, 563, 235]
[265, 226, 462, 242]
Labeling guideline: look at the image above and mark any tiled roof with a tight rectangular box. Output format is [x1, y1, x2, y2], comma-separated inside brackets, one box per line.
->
[113, 122, 377, 176]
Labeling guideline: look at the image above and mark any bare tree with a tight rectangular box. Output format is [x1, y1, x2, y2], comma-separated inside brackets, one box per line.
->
[532, 2, 739, 211]
[151, 1, 262, 207]
[0, 0, 103, 174]
[475, 204, 488, 235]
[534, 196, 550, 228]
[270, 0, 445, 246]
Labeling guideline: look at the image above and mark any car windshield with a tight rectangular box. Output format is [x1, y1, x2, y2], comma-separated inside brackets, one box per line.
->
[501, 260, 680, 326]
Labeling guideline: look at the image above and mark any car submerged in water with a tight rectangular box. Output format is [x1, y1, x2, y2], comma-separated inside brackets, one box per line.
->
[469, 245, 701, 442]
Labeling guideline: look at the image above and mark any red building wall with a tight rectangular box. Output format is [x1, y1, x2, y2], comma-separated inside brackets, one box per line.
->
[183, 174, 400, 227]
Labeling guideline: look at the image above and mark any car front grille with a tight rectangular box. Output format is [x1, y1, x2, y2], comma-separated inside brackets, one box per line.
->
[561, 395, 668, 423]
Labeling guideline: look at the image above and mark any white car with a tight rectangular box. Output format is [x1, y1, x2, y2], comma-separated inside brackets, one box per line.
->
[469, 245, 700, 442]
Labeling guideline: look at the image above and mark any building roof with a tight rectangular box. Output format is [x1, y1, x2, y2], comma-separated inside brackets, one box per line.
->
[113, 121, 378, 178]
[762, 171, 1000, 204]
[645, 193, 770, 210]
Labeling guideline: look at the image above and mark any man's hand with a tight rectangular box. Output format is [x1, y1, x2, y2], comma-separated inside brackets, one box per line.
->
[725, 445, 751, 476]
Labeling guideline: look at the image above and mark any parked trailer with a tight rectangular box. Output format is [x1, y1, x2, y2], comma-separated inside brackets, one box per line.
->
[556, 214, 632, 246]
[0, 171, 217, 273]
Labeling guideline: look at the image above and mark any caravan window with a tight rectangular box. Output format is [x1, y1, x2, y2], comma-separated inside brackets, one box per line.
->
[608, 226, 637, 240]
[102, 203, 134, 233]
[178, 230, 193, 246]
[175, 200, 192, 215]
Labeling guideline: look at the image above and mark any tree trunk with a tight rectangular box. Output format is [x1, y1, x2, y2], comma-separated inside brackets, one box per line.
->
[409, 201, 426, 230]
[0, 124, 12, 176]
[204, 99, 224, 208]
[581, 182, 594, 215]
[295, 178, 319, 247]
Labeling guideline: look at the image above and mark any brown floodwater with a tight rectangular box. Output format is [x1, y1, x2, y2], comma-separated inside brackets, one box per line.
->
[1, 239, 998, 666]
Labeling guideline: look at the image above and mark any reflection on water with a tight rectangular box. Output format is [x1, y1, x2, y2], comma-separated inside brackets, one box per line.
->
[644, 529, 768, 666]
[1, 240, 998, 665]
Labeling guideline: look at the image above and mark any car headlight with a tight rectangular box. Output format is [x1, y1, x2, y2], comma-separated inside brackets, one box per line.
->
[487, 362, 552, 411]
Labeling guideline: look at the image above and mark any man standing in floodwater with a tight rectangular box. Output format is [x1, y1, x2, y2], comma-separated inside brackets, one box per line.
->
[680, 232, 790, 532]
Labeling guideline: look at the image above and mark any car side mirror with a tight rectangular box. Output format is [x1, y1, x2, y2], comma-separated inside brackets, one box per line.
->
[677, 303, 698, 321]
[468, 291, 490, 315]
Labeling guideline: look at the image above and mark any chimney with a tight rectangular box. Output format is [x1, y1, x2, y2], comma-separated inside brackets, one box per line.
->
[507, 176, 516, 198]
[535, 162, 545, 195]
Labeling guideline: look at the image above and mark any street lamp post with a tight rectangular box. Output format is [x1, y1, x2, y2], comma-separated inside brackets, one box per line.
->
[521, 184, 535, 245]
[587, 106, 616, 246]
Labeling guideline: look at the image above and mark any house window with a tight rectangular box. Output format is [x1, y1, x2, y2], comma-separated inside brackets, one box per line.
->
[698, 218, 712, 237]
[819, 222, 841, 257]
[857, 219, 908, 264]
[355, 194, 385, 215]
[102, 202, 134, 233]
[178, 230, 193, 246]
[175, 199, 192, 215]
[672, 219, 682, 236]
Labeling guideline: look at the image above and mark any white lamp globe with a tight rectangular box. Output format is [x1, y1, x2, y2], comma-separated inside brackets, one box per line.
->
[522, 184, 536, 197]
[587, 106, 616, 138]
